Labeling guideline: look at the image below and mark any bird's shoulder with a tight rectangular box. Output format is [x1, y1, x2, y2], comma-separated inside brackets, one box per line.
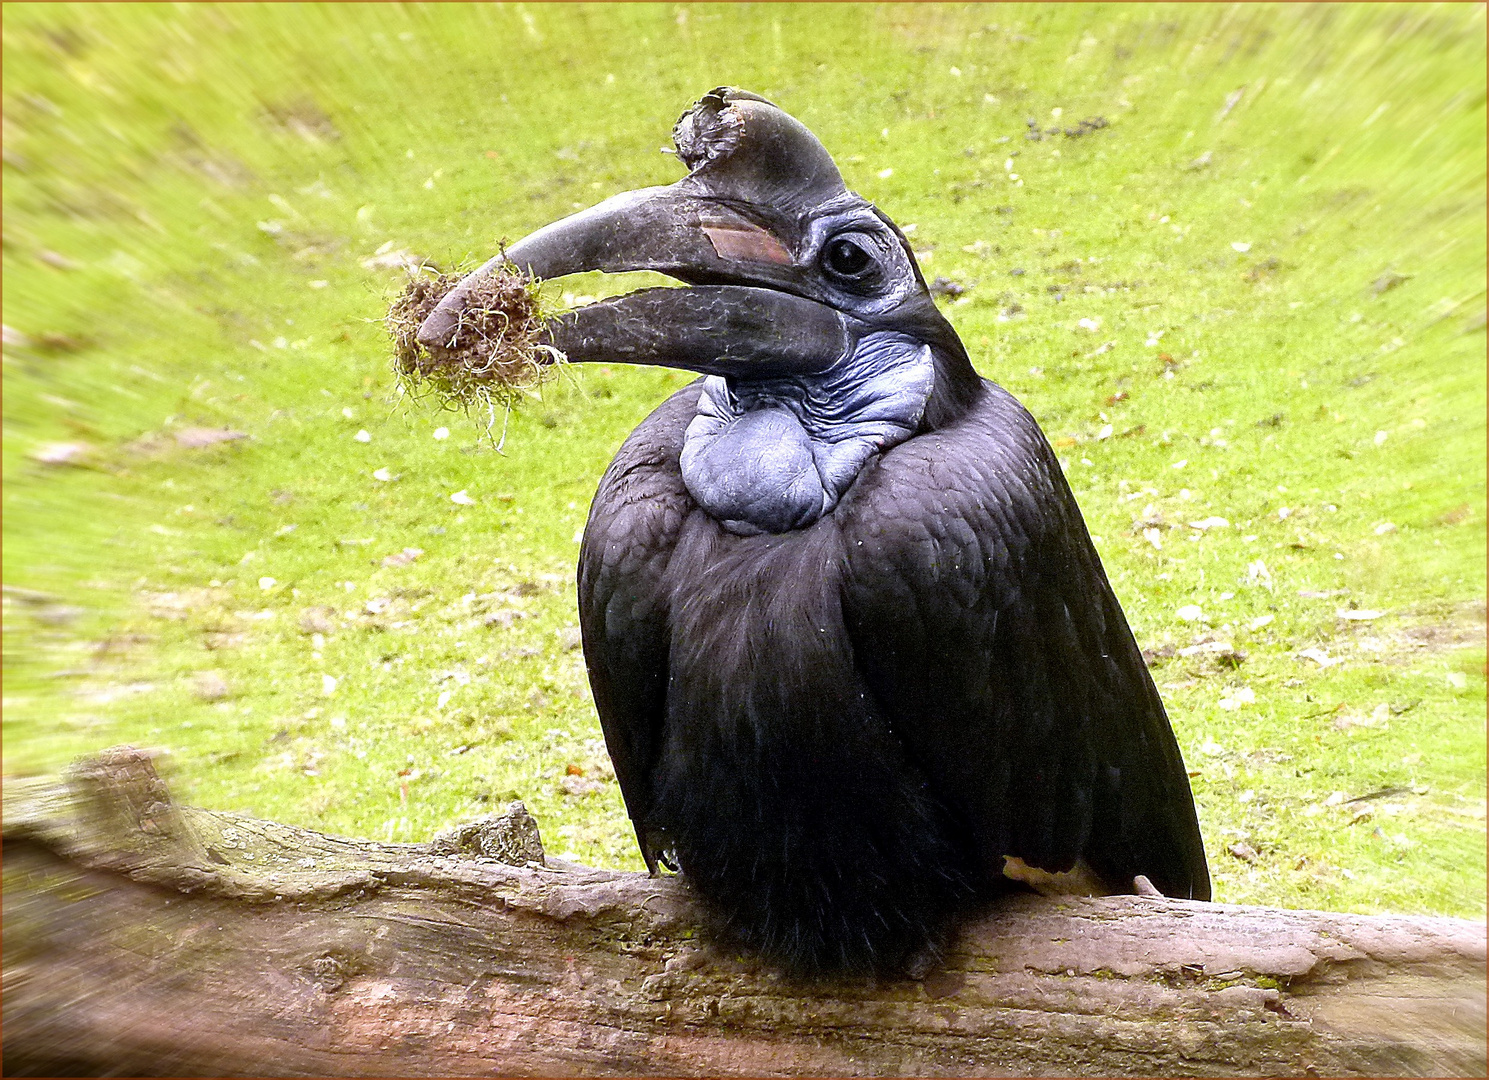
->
[837, 380, 1076, 605]
[581, 381, 700, 583]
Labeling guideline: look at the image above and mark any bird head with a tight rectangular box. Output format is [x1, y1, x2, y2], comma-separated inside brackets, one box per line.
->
[418, 88, 981, 432]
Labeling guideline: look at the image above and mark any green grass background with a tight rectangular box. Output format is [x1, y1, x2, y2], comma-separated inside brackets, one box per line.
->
[3, 3, 1484, 917]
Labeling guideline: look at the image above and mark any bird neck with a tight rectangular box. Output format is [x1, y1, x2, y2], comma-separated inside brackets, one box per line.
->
[679, 331, 936, 535]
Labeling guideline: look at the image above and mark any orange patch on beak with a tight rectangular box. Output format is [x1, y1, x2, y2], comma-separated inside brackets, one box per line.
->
[701, 223, 793, 265]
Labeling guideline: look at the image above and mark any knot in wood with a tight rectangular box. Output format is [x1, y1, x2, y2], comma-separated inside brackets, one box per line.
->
[310, 954, 347, 992]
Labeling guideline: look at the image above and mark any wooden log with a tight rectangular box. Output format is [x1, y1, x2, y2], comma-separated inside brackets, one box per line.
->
[3, 746, 1484, 1077]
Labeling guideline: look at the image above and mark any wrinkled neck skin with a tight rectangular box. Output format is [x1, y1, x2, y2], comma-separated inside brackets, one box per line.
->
[680, 331, 935, 536]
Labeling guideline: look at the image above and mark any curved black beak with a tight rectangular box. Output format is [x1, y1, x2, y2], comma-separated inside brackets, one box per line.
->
[414, 187, 803, 350]
[415, 88, 858, 375]
[543, 286, 850, 378]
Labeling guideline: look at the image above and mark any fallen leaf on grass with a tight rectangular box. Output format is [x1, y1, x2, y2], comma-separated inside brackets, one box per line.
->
[299, 607, 336, 634]
[1297, 647, 1340, 668]
[1333, 710, 1386, 731]
[1336, 608, 1385, 621]
[175, 427, 249, 448]
[37, 249, 80, 270]
[30, 441, 93, 466]
[1245, 560, 1273, 589]
[192, 670, 231, 701]
[1371, 269, 1409, 295]
[1218, 687, 1256, 710]
[560, 775, 605, 798]
[1178, 639, 1246, 663]
[361, 246, 427, 271]
[1227, 841, 1259, 862]
[450, 489, 476, 506]
[381, 547, 425, 567]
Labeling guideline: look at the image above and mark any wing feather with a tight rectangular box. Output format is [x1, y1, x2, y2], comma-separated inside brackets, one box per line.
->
[577, 385, 700, 870]
[839, 381, 1210, 899]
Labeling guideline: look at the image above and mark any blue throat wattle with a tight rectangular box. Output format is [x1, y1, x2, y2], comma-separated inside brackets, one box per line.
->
[679, 331, 935, 535]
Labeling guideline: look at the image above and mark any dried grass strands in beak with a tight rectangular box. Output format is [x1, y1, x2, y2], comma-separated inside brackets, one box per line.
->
[387, 264, 562, 414]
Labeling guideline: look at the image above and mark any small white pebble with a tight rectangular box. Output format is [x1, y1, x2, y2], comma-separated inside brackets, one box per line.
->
[354, 429, 372, 443]
[258, 577, 277, 591]
[1231, 241, 1251, 253]
[433, 426, 450, 441]
[1177, 604, 1204, 622]
[450, 489, 476, 506]
[372, 467, 394, 482]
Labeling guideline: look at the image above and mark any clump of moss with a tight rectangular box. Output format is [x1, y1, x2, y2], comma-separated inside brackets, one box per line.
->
[387, 263, 561, 414]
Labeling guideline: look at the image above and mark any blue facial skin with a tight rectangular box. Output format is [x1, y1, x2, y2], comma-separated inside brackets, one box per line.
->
[680, 331, 935, 535]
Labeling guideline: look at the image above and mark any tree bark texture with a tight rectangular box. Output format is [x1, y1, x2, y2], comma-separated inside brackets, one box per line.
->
[3, 747, 1484, 1077]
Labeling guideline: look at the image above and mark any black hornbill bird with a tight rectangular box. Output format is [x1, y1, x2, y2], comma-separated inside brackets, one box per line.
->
[420, 88, 1210, 976]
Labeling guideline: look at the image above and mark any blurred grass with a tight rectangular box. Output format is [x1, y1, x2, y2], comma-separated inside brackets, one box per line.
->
[3, 3, 1484, 915]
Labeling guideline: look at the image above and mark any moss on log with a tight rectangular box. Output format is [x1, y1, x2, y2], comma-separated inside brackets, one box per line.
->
[3, 747, 1484, 1077]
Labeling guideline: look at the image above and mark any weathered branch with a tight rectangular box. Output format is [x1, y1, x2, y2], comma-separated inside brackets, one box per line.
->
[3, 747, 1484, 1077]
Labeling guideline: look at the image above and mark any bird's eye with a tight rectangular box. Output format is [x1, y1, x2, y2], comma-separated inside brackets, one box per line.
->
[823, 237, 873, 278]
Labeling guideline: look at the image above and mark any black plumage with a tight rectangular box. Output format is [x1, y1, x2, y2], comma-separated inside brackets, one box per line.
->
[423, 87, 1210, 977]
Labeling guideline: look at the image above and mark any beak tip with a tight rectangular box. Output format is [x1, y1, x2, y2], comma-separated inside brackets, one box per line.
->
[416, 311, 451, 348]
